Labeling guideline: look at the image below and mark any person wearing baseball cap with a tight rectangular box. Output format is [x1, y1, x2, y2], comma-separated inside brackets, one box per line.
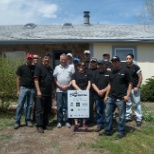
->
[67, 53, 74, 66]
[83, 50, 91, 69]
[92, 59, 110, 132]
[99, 55, 133, 140]
[102, 52, 112, 71]
[14, 53, 35, 129]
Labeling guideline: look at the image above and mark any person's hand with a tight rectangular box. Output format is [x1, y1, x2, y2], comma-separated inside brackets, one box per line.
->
[37, 90, 42, 97]
[104, 97, 108, 103]
[134, 87, 139, 93]
[123, 95, 129, 102]
[16, 91, 19, 97]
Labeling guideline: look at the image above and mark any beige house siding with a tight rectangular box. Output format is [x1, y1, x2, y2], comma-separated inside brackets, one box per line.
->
[93, 43, 154, 83]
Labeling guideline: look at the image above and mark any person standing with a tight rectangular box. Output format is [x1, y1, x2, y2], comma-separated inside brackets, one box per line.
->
[125, 53, 143, 126]
[34, 52, 54, 133]
[87, 57, 98, 123]
[14, 54, 35, 129]
[92, 60, 110, 132]
[53, 53, 75, 128]
[102, 52, 113, 71]
[83, 50, 91, 69]
[71, 61, 91, 131]
[99, 56, 132, 140]
[32, 54, 39, 122]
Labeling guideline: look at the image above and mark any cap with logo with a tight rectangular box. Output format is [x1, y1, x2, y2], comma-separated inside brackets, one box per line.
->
[111, 56, 120, 61]
[84, 50, 90, 54]
[97, 60, 106, 65]
[90, 57, 97, 62]
[102, 52, 110, 57]
[26, 54, 33, 59]
[73, 57, 80, 62]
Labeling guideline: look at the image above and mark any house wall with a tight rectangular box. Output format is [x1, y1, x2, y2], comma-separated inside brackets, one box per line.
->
[93, 43, 154, 83]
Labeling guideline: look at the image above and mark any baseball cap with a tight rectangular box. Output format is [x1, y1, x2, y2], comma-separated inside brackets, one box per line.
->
[102, 52, 110, 56]
[97, 60, 105, 65]
[26, 54, 33, 59]
[73, 57, 80, 62]
[84, 50, 90, 54]
[90, 57, 97, 62]
[111, 56, 120, 61]
[33, 54, 39, 59]
[67, 53, 73, 58]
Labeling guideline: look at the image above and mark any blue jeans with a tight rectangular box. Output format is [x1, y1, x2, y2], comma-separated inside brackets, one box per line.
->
[104, 97, 126, 135]
[96, 99, 106, 128]
[126, 89, 142, 121]
[56, 92, 68, 123]
[15, 86, 34, 124]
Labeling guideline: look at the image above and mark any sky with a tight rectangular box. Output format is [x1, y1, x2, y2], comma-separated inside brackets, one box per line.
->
[0, 0, 146, 25]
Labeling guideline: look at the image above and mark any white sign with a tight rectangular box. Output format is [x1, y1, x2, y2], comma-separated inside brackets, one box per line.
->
[67, 90, 89, 118]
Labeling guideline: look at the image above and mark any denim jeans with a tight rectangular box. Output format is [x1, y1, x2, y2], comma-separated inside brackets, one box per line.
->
[15, 86, 34, 124]
[104, 97, 126, 135]
[56, 92, 68, 123]
[35, 96, 52, 128]
[126, 89, 142, 121]
[96, 98, 106, 128]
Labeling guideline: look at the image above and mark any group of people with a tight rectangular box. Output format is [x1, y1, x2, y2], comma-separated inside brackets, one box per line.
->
[14, 50, 143, 139]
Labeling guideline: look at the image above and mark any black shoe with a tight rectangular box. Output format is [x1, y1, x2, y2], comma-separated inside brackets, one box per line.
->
[14, 123, 20, 129]
[37, 127, 44, 133]
[95, 127, 103, 132]
[115, 133, 125, 140]
[99, 131, 112, 136]
[136, 121, 142, 127]
[126, 118, 132, 122]
[44, 126, 52, 130]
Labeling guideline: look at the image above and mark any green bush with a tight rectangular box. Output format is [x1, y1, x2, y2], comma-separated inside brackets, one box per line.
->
[141, 76, 154, 101]
[0, 57, 24, 109]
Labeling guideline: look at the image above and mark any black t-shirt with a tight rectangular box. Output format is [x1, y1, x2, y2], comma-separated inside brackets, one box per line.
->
[16, 64, 35, 88]
[34, 63, 54, 96]
[71, 71, 90, 90]
[92, 70, 110, 99]
[109, 67, 132, 99]
[87, 68, 98, 81]
[127, 64, 141, 88]
[104, 61, 113, 70]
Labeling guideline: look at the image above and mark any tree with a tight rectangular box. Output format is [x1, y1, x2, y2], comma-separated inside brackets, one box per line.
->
[138, 0, 154, 25]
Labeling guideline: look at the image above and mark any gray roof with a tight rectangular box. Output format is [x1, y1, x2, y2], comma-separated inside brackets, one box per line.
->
[0, 24, 154, 44]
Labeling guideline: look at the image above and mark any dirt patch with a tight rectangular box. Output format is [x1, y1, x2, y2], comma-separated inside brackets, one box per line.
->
[0, 102, 153, 154]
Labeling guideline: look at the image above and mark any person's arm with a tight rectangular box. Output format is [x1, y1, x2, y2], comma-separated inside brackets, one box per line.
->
[86, 80, 91, 90]
[104, 83, 111, 103]
[134, 71, 143, 92]
[34, 78, 42, 96]
[92, 83, 99, 93]
[16, 76, 20, 96]
[72, 80, 81, 90]
[124, 82, 132, 102]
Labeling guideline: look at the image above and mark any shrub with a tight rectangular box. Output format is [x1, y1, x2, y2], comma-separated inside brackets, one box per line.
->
[0, 57, 24, 109]
[141, 76, 154, 102]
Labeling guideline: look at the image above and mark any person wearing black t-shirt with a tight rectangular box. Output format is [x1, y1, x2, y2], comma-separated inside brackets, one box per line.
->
[83, 50, 91, 70]
[87, 57, 98, 123]
[99, 56, 132, 140]
[72, 62, 91, 132]
[92, 60, 110, 132]
[14, 54, 35, 129]
[125, 54, 143, 126]
[34, 52, 54, 133]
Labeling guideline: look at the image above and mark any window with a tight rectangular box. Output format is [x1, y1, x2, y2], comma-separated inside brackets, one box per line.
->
[112, 46, 137, 67]
[2, 51, 26, 64]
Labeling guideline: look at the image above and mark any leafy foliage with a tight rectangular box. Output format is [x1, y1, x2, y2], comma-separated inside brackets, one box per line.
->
[0, 57, 24, 108]
[141, 76, 154, 101]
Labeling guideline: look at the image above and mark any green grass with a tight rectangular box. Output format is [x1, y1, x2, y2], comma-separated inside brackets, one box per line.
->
[90, 122, 154, 154]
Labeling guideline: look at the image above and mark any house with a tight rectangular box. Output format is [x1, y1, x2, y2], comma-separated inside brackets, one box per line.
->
[0, 11, 154, 83]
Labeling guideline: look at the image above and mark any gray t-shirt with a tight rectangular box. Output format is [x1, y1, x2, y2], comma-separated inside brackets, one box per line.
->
[53, 64, 75, 92]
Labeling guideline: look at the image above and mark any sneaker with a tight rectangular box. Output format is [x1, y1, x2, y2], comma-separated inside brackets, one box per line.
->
[82, 124, 88, 131]
[14, 123, 20, 129]
[99, 131, 112, 136]
[73, 125, 78, 132]
[65, 122, 71, 128]
[26, 121, 33, 127]
[115, 133, 125, 140]
[37, 127, 44, 133]
[136, 121, 142, 127]
[126, 118, 132, 122]
[95, 126, 103, 132]
[57, 122, 62, 128]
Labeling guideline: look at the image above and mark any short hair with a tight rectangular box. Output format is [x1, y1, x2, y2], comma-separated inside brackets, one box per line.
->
[127, 53, 134, 59]
[43, 52, 51, 58]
